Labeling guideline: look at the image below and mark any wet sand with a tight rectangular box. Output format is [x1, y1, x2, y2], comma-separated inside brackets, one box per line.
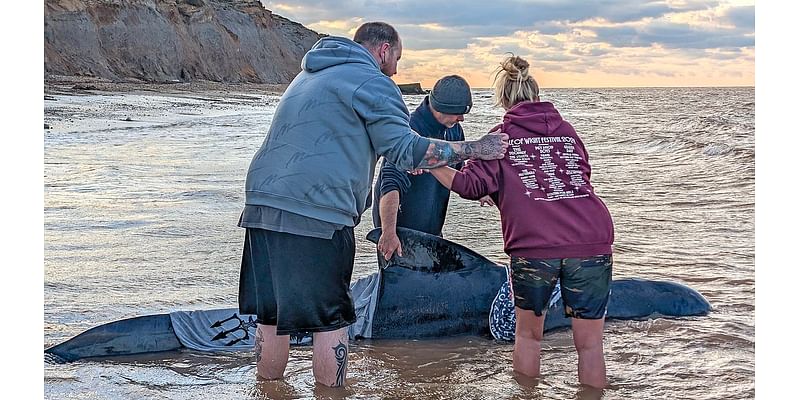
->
[45, 75, 287, 99]
[44, 75, 286, 135]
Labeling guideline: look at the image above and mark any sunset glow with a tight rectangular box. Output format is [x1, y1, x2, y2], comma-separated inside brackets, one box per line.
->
[260, 0, 754, 88]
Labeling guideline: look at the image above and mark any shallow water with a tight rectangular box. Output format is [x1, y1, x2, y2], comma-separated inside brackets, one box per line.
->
[44, 87, 754, 399]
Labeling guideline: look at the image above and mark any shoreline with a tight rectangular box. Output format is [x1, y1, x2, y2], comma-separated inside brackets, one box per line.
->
[44, 76, 752, 98]
[43, 76, 284, 133]
[44, 75, 289, 98]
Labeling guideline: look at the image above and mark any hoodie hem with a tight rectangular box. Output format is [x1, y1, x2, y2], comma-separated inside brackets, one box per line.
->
[509, 243, 612, 260]
[246, 191, 357, 226]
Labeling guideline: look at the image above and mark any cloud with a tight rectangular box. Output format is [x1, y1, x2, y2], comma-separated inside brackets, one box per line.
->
[704, 48, 748, 60]
[393, 24, 476, 50]
[260, 0, 754, 87]
[261, 0, 732, 48]
[570, 47, 612, 57]
[590, 21, 755, 49]
[723, 5, 755, 29]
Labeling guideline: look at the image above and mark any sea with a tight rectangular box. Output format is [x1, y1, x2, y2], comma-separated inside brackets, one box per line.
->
[44, 87, 755, 399]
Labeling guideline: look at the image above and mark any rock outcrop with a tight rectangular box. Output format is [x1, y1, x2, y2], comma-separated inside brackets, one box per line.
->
[44, 0, 323, 84]
[397, 83, 427, 95]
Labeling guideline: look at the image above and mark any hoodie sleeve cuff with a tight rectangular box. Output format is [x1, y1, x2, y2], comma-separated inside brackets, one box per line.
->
[411, 137, 432, 168]
[379, 162, 411, 196]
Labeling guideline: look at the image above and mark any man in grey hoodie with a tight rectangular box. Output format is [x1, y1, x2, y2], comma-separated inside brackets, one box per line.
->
[237, 22, 508, 387]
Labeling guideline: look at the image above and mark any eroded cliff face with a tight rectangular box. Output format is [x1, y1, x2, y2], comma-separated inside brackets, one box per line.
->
[44, 0, 322, 83]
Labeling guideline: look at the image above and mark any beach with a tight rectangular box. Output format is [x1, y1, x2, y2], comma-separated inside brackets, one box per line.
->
[44, 84, 754, 399]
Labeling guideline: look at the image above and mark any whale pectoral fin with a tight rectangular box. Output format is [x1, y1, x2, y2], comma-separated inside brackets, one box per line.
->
[366, 227, 500, 273]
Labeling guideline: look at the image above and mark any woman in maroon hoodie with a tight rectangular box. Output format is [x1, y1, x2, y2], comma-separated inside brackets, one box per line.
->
[429, 56, 614, 389]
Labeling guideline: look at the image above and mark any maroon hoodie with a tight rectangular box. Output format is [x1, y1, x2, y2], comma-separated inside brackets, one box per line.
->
[451, 101, 614, 259]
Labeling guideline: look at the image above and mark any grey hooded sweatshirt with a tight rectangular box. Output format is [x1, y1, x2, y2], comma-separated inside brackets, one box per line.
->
[244, 36, 431, 227]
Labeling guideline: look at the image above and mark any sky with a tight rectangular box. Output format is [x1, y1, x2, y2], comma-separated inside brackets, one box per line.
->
[260, 0, 754, 88]
[2, 1, 793, 395]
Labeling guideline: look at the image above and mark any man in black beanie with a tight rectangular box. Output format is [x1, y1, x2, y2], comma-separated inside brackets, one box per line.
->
[373, 75, 494, 261]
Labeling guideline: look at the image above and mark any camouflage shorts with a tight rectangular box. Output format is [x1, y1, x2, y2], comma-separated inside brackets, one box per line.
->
[510, 254, 613, 319]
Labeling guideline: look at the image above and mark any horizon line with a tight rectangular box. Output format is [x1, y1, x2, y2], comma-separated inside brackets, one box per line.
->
[406, 84, 755, 90]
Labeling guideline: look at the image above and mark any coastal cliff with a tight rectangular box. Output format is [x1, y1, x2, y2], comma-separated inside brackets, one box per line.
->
[44, 0, 323, 84]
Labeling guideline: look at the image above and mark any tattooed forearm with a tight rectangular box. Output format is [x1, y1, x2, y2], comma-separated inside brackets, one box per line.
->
[420, 140, 470, 168]
[462, 142, 475, 158]
[419, 133, 508, 168]
[332, 340, 348, 387]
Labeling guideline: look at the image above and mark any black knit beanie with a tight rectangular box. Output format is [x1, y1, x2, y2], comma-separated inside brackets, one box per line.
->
[429, 75, 472, 114]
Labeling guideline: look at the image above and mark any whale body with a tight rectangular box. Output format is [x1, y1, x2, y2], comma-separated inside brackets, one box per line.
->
[45, 227, 711, 362]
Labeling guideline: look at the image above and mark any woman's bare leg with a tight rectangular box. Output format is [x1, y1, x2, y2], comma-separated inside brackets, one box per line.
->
[513, 307, 546, 378]
[571, 317, 607, 388]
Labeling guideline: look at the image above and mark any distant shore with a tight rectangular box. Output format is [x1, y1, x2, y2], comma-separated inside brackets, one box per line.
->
[44, 75, 289, 98]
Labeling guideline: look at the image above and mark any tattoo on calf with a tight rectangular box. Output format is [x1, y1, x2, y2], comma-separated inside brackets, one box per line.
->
[332, 340, 348, 387]
[255, 328, 264, 363]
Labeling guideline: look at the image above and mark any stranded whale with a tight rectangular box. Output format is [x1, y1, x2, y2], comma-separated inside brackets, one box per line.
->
[45, 228, 711, 362]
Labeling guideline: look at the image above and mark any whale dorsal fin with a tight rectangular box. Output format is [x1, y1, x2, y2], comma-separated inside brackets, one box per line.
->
[366, 227, 500, 272]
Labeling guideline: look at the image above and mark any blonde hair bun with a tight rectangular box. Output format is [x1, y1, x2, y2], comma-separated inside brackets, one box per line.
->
[500, 56, 530, 81]
[493, 55, 539, 109]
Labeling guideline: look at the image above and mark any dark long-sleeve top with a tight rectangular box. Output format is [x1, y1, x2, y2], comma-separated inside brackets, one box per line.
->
[371, 96, 464, 236]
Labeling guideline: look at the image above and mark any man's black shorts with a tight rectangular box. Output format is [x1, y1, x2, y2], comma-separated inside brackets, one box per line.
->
[238, 227, 356, 335]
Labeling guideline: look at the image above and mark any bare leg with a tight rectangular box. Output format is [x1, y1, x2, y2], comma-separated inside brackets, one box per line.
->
[513, 307, 546, 378]
[571, 318, 607, 389]
[312, 327, 349, 387]
[255, 324, 290, 380]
